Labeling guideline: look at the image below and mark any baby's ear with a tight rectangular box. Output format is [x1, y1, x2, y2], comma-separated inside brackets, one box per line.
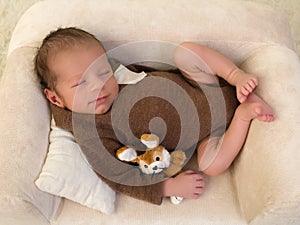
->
[116, 146, 138, 162]
[44, 88, 65, 108]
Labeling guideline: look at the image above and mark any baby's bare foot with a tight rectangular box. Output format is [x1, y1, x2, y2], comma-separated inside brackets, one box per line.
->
[235, 72, 258, 103]
[162, 170, 205, 199]
[236, 93, 275, 122]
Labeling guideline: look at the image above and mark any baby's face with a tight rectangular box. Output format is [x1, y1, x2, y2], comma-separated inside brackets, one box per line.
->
[48, 41, 119, 114]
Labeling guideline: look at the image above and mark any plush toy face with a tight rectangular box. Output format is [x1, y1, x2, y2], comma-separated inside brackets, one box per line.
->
[137, 146, 171, 174]
[116, 134, 171, 174]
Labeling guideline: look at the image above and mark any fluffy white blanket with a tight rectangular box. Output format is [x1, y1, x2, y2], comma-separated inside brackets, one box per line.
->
[0, 0, 299, 80]
[0, 1, 300, 225]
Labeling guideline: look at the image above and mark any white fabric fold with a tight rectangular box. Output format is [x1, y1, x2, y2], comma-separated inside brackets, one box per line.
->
[114, 64, 147, 84]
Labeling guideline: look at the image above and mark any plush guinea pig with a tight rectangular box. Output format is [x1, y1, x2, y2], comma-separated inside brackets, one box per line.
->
[116, 134, 186, 204]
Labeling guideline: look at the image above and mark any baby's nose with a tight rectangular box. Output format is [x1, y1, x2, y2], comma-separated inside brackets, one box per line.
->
[89, 76, 105, 91]
[89, 82, 100, 92]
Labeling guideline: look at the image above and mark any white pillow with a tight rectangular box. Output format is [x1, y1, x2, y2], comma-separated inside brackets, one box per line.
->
[35, 118, 116, 215]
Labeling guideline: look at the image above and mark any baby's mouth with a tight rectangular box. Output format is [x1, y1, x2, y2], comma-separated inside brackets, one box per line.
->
[88, 95, 108, 105]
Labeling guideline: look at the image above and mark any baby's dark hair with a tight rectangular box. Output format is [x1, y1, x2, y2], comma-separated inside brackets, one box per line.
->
[34, 27, 103, 90]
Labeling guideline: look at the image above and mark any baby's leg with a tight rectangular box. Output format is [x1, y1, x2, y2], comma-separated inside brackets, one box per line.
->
[162, 170, 205, 199]
[198, 93, 275, 176]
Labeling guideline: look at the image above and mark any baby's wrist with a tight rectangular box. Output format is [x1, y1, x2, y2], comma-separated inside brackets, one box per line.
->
[227, 68, 245, 86]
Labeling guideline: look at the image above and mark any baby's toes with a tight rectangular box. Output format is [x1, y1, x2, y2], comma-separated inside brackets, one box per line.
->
[266, 114, 275, 122]
[256, 114, 269, 122]
[255, 110, 275, 122]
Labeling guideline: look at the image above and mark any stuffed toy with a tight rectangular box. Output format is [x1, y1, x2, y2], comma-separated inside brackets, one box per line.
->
[116, 133, 187, 204]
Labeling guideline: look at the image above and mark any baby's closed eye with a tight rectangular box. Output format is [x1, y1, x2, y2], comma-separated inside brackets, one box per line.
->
[98, 69, 111, 76]
[71, 80, 86, 88]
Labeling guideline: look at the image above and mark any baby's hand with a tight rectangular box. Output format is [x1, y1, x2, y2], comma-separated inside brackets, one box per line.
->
[235, 72, 258, 103]
[162, 170, 205, 199]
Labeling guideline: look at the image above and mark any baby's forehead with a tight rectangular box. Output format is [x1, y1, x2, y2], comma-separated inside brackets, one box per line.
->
[51, 44, 109, 79]
[49, 40, 104, 63]
[51, 38, 105, 55]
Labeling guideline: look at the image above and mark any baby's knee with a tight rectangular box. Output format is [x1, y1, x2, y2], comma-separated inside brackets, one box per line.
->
[201, 166, 226, 177]
[197, 136, 228, 176]
[200, 155, 230, 176]
[173, 42, 195, 67]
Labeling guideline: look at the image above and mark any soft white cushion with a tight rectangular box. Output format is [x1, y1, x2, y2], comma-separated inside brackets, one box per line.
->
[3, 0, 300, 224]
[35, 119, 116, 215]
[54, 170, 247, 225]
[0, 196, 50, 225]
[0, 47, 61, 221]
[8, 0, 295, 58]
[233, 45, 300, 223]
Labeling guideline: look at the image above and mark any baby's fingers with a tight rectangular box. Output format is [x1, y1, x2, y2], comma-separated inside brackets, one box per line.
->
[249, 78, 258, 88]
[241, 85, 251, 95]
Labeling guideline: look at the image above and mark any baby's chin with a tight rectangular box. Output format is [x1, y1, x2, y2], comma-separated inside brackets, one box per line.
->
[68, 106, 107, 115]
[93, 104, 111, 115]
[70, 101, 113, 115]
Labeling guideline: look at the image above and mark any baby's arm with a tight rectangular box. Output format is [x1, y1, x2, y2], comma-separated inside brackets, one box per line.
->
[174, 42, 258, 103]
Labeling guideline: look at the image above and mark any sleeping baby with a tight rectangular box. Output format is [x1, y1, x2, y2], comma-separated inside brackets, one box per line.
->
[35, 27, 274, 205]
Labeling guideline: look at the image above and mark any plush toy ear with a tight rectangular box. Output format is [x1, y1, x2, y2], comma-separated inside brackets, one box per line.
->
[116, 146, 138, 162]
[141, 134, 159, 148]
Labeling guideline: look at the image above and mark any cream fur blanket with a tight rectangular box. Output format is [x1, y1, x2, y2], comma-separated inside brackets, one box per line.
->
[0, 0, 299, 80]
[1, 0, 300, 224]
